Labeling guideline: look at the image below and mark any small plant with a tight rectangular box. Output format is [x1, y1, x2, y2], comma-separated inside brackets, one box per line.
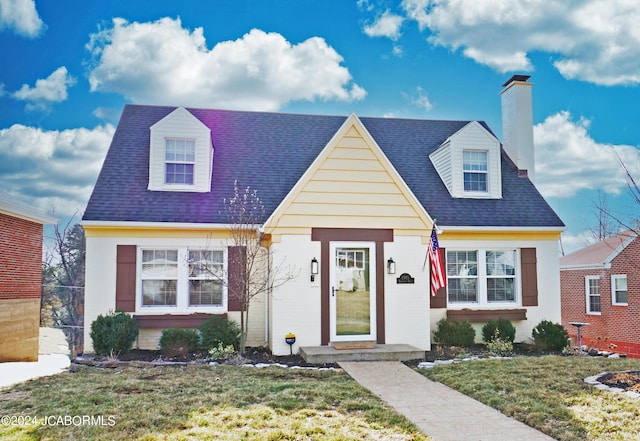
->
[90, 310, 138, 356]
[532, 320, 569, 351]
[159, 328, 200, 358]
[482, 318, 516, 344]
[208, 342, 237, 361]
[432, 318, 475, 348]
[485, 330, 514, 356]
[199, 316, 241, 352]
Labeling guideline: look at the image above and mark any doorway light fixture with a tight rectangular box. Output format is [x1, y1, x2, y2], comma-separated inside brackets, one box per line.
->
[387, 257, 396, 274]
[311, 257, 319, 282]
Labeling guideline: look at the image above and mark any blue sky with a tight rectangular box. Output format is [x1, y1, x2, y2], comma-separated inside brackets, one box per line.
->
[1, 0, 639, 253]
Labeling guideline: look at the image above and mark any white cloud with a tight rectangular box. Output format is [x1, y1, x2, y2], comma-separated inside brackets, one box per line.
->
[408, 86, 433, 111]
[363, 10, 404, 41]
[561, 230, 597, 255]
[12, 66, 76, 111]
[0, 124, 115, 216]
[400, 0, 640, 85]
[86, 18, 365, 110]
[0, 0, 44, 37]
[534, 111, 640, 198]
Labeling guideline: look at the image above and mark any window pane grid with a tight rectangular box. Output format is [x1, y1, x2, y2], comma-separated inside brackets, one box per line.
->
[141, 248, 225, 309]
[165, 139, 195, 185]
[613, 276, 628, 304]
[447, 251, 478, 303]
[188, 250, 224, 306]
[463, 150, 488, 192]
[587, 278, 601, 313]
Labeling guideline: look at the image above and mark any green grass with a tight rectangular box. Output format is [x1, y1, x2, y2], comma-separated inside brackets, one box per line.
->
[0, 365, 428, 441]
[419, 355, 640, 441]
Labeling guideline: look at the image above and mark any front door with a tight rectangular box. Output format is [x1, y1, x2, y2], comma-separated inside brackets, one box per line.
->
[330, 242, 376, 342]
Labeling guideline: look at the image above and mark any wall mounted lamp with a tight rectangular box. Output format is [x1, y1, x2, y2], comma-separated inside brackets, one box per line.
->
[387, 257, 396, 275]
[310, 257, 319, 282]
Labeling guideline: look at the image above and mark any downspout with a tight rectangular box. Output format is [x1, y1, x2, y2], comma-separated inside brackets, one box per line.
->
[258, 226, 269, 346]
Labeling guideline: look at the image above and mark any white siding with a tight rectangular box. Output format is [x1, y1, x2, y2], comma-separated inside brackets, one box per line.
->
[429, 141, 453, 193]
[269, 236, 322, 355]
[430, 121, 502, 199]
[149, 107, 212, 193]
[383, 236, 431, 349]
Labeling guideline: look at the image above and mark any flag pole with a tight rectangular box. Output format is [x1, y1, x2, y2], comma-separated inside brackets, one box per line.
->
[423, 219, 437, 270]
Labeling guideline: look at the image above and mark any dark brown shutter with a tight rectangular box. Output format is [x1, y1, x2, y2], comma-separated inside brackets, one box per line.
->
[116, 245, 137, 312]
[521, 248, 538, 307]
[227, 246, 246, 312]
[430, 248, 447, 308]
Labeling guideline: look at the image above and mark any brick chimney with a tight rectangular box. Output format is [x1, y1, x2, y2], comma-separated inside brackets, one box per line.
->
[500, 75, 535, 183]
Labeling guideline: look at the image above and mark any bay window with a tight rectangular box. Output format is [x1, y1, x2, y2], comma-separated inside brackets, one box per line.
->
[447, 249, 517, 306]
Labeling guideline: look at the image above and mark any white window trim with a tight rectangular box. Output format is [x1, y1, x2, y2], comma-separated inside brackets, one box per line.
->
[163, 138, 197, 190]
[611, 274, 628, 306]
[585, 275, 601, 315]
[446, 248, 520, 309]
[136, 246, 227, 314]
[462, 149, 489, 195]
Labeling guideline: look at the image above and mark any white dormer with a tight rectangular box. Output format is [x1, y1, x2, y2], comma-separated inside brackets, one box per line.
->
[148, 107, 213, 192]
[429, 121, 502, 199]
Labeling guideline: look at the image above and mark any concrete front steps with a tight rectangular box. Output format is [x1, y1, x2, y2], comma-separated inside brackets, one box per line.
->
[300, 343, 424, 364]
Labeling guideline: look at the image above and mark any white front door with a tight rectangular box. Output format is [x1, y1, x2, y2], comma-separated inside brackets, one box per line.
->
[329, 241, 376, 342]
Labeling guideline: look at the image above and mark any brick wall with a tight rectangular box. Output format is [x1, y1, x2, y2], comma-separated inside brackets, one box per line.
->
[561, 237, 640, 358]
[0, 213, 43, 300]
[0, 212, 44, 361]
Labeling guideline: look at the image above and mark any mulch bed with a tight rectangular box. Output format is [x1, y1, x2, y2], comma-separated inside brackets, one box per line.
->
[597, 371, 640, 392]
[76, 347, 338, 369]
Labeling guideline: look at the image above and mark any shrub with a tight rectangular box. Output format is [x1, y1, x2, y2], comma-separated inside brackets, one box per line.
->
[485, 330, 514, 356]
[90, 311, 138, 356]
[482, 318, 516, 344]
[198, 316, 241, 351]
[532, 320, 569, 351]
[159, 328, 201, 358]
[432, 318, 475, 348]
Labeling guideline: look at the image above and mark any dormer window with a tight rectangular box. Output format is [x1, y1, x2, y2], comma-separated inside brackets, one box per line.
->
[463, 150, 488, 192]
[148, 107, 213, 193]
[429, 121, 502, 199]
[165, 139, 195, 185]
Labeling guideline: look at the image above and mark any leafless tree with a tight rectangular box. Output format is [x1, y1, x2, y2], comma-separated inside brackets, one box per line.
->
[42, 219, 85, 356]
[594, 154, 640, 236]
[224, 181, 297, 352]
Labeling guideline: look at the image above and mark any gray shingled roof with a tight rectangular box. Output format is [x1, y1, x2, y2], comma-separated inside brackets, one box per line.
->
[82, 105, 564, 228]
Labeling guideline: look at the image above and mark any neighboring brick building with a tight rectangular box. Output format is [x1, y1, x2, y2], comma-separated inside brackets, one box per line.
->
[0, 193, 56, 362]
[560, 231, 640, 358]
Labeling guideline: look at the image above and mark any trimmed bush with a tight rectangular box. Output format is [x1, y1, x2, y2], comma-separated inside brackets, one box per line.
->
[432, 318, 475, 348]
[198, 316, 241, 351]
[159, 328, 200, 358]
[482, 318, 516, 344]
[90, 311, 138, 356]
[532, 320, 569, 351]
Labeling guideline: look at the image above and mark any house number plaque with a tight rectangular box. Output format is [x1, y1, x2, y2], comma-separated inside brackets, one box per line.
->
[396, 273, 414, 284]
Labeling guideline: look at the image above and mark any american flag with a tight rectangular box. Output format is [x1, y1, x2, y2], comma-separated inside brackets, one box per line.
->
[428, 226, 446, 296]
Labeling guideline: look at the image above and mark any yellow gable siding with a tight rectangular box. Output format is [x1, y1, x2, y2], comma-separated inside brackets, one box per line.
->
[270, 123, 430, 234]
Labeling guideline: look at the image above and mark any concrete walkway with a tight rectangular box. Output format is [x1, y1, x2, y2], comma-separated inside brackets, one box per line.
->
[0, 328, 70, 389]
[340, 361, 555, 441]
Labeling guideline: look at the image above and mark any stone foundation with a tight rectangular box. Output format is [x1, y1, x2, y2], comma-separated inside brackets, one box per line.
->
[0, 298, 41, 362]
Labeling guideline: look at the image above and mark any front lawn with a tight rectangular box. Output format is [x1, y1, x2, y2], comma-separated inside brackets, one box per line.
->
[0, 365, 428, 441]
[419, 355, 640, 441]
